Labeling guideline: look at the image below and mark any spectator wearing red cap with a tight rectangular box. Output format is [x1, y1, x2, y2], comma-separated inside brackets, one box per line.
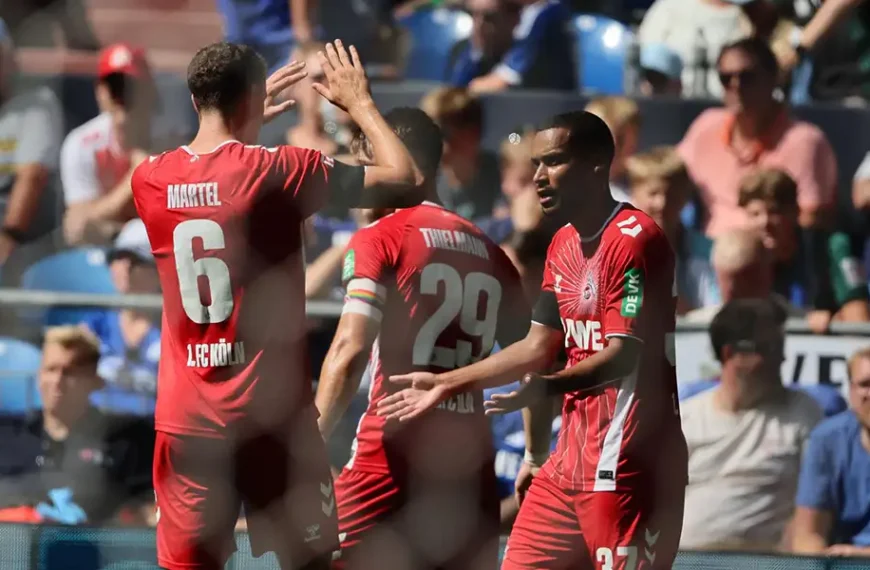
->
[60, 43, 156, 246]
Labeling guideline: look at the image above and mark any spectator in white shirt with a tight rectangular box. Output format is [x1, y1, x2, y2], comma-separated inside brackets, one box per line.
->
[0, 18, 63, 279]
[60, 44, 156, 246]
[680, 298, 822, 551]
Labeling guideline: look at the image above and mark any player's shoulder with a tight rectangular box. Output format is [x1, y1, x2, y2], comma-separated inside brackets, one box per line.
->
[63, 112, 112, 151]
[349, 208, 409, 245]
[132, 147, 182, 182]
[780, 388, 824, 428]
[606, 205, 670, 251]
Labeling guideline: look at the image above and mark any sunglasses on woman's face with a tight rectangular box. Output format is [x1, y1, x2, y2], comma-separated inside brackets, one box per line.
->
[718, 69, 760, 88]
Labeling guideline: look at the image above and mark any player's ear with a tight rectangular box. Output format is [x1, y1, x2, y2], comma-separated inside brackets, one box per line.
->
[721, 344, 734, 363]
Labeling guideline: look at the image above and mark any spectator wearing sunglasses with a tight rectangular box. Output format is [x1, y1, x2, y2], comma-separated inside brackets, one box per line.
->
[680, 298, 823, 551]
[792, 347, 870, 556]
[678, 37, 837, 239]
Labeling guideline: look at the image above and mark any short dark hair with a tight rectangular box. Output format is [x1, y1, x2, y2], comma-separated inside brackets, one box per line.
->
[353, 107, 443, 178]
[717, 37, 779, 78]
[538, 111, 615, 166]
[187, 42, 267, 116]
[709, 297, 787, 362]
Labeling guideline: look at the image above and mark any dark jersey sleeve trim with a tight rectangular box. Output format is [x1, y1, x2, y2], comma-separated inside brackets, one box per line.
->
[327, 162, 365, 211]
[531, 290, 561, 331]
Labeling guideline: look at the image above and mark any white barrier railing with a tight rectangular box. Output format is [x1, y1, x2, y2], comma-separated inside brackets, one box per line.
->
[3, 288, 870, 388]
[3, 288, 870, 334]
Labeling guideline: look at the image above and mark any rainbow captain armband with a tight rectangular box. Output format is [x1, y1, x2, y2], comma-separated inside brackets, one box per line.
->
[343, 278, 387, 321]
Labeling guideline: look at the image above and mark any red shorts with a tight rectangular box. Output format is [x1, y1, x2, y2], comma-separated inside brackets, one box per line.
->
[333, 468, 500, 570]
[502, 475, 684, 570]
[153, 423, 338, 570]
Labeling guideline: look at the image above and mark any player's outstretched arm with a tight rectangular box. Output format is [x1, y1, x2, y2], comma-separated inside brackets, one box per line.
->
[315, 311, 381, 440]
[483, 337, 642, 416]
[376, 323, 562, 422]
[312, 40, 424, 207]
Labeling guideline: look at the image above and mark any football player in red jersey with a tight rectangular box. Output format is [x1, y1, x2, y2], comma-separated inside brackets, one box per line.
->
[131, 41, 424, 570]
[314, 107, 531, 570]
[378, 111, 688, 569]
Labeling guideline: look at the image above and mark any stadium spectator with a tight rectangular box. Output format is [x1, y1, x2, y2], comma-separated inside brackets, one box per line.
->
[0, 325, 155, 526]
[421, 87, 501, 220]
[638, 0, 751, 98]
[678, 37, 838, 237]
[464, 0, 574, 92]
[80, 219, 160, 416]
[447, 0, 521, 86]
[682, 228, 779, 322]
[584, 96, 640, 203]
[217, 0, 315, 74]
[739, 168, 869, 331]
[680, 298, 822, 551]
[61, 44, 156, 247]
[475, 128, 541, 244]
[639, 43, 684, 97]
[775, 0, 870, 102]
[792, 346, 870, 555]
[0, 0, 99, 50]
[625, 146, 717, 312]
[0, 18, 63, 281]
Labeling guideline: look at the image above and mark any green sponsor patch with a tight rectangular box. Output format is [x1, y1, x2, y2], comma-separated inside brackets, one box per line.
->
[620, 267, 643, 317]
[342, 249, 355, 282]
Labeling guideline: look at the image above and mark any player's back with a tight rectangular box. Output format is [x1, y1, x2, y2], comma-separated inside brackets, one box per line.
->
[132, 141, 333, 437]
[344, 201, 526, 473]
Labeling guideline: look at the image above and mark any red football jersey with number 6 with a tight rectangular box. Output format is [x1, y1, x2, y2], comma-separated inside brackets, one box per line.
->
[132, 141, 337, 437]
[341, 201, 528, 474]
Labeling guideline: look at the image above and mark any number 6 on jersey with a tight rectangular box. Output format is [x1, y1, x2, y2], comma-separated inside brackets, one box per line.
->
[173, 219, 234, 324]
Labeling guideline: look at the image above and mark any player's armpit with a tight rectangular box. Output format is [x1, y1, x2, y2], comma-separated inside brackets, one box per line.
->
[316, 310, 382, 440]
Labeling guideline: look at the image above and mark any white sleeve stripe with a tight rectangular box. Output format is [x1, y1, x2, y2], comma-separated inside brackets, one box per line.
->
[346, 278, 387, 300]
[531, 320, 561, 330]
[343, 300, 383, 322]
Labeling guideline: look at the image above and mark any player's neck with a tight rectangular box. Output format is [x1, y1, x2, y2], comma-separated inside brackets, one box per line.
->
[188, 115, 250, 152]
[569, 196, 620, 239]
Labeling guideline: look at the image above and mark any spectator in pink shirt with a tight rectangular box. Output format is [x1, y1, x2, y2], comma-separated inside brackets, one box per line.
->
[678, 37, 838, 238]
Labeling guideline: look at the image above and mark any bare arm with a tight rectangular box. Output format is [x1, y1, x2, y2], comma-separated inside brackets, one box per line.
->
[799, 0, 866, 51]
[290, 0, 316, 44]
[790, 506, 833, 554]
[312, 42, 424, 208]
[536, 336, 642, 396]
[315, 312, 380, 440]
[438, 323, 563, 395]
[305, 244, 345, 299]
[4, 163, 49, 234]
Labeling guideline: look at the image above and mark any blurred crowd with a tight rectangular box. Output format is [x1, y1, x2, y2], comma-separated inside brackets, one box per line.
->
[1, 0, 870, 559]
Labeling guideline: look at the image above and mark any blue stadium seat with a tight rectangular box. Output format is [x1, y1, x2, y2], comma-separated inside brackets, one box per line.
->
[0, 337, 42, 413]
[19, 248, 116, 326]
[398, 7, 473, 81]
[573, 14, 633, 95]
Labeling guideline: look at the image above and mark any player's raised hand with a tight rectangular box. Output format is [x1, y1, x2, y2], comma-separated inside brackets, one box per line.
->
[483, 373, 546, 415]
[263, 60, 308, 124]
[311, 40, 372, 114]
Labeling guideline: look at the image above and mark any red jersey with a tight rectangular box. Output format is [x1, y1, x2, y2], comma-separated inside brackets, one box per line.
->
[132, 140, 348, 437]
[533, 204, 687, 492]
[340, 202, 528, 474]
